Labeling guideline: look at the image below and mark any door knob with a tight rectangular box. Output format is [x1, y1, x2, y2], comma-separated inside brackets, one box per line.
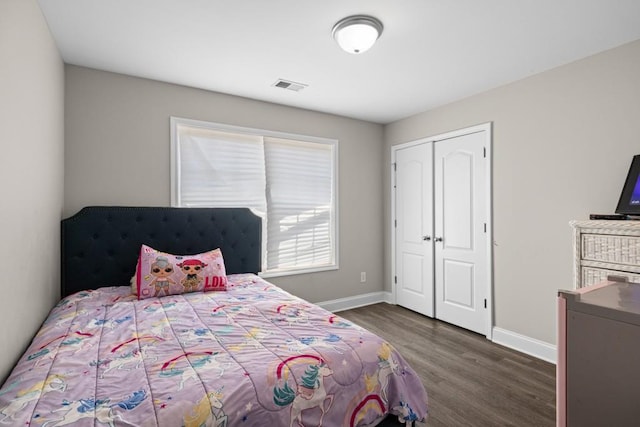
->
[422, 235, 431, 241]
[434, 237, 443, 242]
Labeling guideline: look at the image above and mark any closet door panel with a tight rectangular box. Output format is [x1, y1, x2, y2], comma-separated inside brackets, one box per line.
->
[434, 131, 487, 335]
[395, 142, 434, 317]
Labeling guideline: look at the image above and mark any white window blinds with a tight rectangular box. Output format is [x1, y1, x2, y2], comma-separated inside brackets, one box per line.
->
[264, 137, 334, 272]
[172, 118, 337, 276]
[176, 125, 266, 212]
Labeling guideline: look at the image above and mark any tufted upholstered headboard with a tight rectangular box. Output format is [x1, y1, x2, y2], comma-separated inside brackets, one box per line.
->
[61, 206, 262, 297]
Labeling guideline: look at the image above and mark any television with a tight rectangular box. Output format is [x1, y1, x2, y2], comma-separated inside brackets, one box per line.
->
[616, 154, 640, 216]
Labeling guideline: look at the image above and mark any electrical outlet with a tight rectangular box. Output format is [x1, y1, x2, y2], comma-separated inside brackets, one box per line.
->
[360, 272, 366, 283]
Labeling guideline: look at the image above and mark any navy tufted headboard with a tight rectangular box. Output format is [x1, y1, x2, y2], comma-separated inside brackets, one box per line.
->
[61, 206, 262, 297]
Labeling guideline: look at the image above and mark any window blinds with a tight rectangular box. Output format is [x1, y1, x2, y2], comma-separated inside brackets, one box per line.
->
[264, 137, 334, 271]
[174, 122, 335, 274]
[177, 125, 266, 213]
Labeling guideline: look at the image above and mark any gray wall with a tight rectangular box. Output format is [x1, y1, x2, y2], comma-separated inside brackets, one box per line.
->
[0, 0, 64, 381]
[384, 39, 640, 345]
[64, 66, 385, 303]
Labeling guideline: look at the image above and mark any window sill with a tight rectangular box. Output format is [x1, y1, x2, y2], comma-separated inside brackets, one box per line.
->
[259, 264, 339, 279]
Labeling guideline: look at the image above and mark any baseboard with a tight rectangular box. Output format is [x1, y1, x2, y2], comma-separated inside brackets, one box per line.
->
[492, 327, 556, 364]
[317, 291, 393, 313]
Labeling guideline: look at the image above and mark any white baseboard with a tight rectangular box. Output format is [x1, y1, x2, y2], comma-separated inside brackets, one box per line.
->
[492, 327, 556, 364]
[316, 291, 392, 313]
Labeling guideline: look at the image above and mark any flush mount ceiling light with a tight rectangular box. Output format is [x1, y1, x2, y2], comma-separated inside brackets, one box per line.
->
[332, 15, 383, 54]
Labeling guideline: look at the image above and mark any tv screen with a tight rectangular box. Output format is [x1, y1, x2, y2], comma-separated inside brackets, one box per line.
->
[616, 154, 640, 216]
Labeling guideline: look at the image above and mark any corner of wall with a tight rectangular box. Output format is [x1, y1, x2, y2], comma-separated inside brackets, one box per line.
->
[0, 0, 65, 382]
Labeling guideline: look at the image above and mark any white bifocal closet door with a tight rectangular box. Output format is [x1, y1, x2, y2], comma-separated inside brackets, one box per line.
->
[395, 143, 434, 317]
[434, 132, 487, 335]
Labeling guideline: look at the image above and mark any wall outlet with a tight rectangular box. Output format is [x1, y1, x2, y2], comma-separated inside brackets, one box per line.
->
[360, 272, 366, 283]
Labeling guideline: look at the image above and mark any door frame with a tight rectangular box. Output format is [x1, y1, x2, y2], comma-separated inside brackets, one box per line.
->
[391, 122, 494, 340]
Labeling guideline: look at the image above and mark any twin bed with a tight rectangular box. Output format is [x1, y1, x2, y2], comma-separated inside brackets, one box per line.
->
[0, 207, 428, 426]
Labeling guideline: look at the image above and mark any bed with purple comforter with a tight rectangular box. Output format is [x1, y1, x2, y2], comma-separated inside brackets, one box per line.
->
[1, 207, 428, 426]
[0, 274, 428, 426]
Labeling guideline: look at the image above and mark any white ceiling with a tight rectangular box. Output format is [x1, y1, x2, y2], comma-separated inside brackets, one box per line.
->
[38, 0, 640, 124]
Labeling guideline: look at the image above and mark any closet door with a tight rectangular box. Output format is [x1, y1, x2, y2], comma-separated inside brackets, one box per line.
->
[434, 131, 488, 335]
[394, 142, 434, 317]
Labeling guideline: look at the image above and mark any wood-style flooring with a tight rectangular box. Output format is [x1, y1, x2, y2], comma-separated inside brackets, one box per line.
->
[338, 303, 556, 427]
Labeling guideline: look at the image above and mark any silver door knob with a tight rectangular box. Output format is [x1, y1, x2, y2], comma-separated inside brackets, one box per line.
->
[422, 235, 431, 241]
[434, 237, 443, 242]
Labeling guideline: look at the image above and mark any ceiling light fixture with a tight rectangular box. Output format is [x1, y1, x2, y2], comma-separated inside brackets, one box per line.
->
[332, 15, 383, 54]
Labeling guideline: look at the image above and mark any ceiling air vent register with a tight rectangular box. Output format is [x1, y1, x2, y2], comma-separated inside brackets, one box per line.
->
[273, 79, 308, 92]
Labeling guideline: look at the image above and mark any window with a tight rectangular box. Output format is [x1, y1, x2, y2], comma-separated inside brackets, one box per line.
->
[171, 117, 338, 276]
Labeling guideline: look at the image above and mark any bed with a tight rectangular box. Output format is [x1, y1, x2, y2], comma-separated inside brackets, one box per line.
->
[0, 206, 428, 426]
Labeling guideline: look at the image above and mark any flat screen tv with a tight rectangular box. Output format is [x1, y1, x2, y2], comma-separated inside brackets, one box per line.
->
[616, 154, 640, 216]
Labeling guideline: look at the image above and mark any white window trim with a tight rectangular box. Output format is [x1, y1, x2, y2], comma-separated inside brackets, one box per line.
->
[170, 116, 340, 277]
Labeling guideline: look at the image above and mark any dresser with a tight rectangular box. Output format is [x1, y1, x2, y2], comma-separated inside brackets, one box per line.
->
[557, 277, 640, 426]
[570, 220, 640, 289]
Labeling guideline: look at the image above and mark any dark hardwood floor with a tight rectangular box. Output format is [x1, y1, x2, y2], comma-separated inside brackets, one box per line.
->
[338, 303, 556, 427]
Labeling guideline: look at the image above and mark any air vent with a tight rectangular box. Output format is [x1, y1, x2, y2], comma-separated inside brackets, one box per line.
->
[272, 79, 308, 92]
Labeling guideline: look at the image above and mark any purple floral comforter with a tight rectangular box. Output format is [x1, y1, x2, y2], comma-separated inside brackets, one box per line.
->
[0, 274, 428, 426]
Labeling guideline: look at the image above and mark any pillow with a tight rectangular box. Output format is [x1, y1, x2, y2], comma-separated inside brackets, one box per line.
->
[130, 272, 137, 295]
[135, 244, 228, 299]
[130, 256, 140, 294]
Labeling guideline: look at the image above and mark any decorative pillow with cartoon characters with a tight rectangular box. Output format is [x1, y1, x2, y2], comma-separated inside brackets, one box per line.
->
[135, 244, 228, 299]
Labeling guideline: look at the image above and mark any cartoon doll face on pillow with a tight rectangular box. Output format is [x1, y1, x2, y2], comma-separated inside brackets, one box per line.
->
[177, 259, 208, 293]
[149, 256, 176, 297]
